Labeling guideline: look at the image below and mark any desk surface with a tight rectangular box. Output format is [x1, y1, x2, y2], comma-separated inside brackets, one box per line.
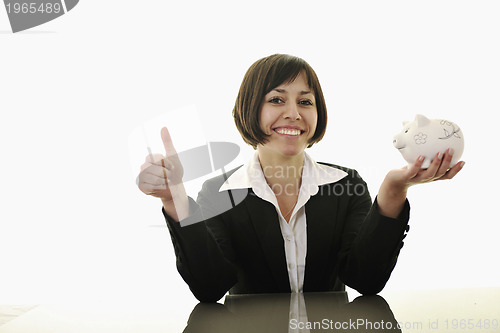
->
[1, 287, 499, 333]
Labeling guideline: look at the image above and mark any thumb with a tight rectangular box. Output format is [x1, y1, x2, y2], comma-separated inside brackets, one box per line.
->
[407, 155, 425, 179]
[161, 127, 178, 157]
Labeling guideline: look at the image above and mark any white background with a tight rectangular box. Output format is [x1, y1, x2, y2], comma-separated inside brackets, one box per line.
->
[1, 0, 499, 308]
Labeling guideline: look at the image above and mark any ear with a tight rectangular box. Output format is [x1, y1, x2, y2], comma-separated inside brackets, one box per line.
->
[415, 114, 431, 127]
[402, 121, 409, 126]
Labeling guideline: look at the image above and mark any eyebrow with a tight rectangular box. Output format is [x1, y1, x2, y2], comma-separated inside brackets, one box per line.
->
[272, 88, 313, 95]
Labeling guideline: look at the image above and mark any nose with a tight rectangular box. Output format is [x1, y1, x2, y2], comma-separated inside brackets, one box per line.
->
[393, 136, 404, 149]
[282, 102, 301, 120]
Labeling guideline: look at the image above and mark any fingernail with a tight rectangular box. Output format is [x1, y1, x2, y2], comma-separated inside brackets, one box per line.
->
[418, 155, 425, 162]
[448, 148, 454, 156]
[460, 161, 465, 168]
[437, 152, 442, 160]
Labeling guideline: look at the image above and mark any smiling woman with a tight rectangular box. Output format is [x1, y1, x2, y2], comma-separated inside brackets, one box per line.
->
[233, 54, 327, 150]
[136, 54, 465, 302]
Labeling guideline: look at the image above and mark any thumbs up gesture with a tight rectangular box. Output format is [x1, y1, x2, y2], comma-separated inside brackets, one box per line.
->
[137, 127, 189, 221]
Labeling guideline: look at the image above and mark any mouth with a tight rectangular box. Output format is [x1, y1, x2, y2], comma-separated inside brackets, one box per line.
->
[273, 127, 304, 136]
[393, 140, 406, 150]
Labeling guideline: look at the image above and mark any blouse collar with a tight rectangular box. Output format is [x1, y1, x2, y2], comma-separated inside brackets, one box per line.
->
[219, 152, 348, 198]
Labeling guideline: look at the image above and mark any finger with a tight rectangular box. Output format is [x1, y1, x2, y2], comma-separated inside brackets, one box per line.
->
[439, 161, 465, 180]
[161, 127, 178, 157]
[141, 162, 156, 172]
[407, 155, 425, 179]
[160, 159, 178, 184]
[163, 167, 183, 185]
[137, 174, 167, 191]
[422, 152, 443, 180]
[141, 163, 167, 176]
[141, 172, 167, 186]
[144, 153, 165, 165]
[163, 157, 175, 170]
[139, 182, 168, 191]
[432, 149, 452, 179]
[140, 160, 167, 172]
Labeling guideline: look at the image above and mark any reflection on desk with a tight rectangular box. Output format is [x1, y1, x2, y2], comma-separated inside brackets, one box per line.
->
[184, 292, 401, 333]
[0, 288, 498, 332]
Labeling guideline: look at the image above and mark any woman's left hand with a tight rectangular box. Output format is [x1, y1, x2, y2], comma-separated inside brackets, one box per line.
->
[385, 148, 465, 190]
[377, 149, 465, 218]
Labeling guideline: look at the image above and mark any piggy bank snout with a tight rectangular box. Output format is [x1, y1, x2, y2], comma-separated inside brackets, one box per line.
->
[393, 135, 405, 149]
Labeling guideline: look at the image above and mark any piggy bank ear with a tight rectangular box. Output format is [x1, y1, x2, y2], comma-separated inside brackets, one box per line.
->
[415, 114, 431, 127]
[402, 121, 409, 126]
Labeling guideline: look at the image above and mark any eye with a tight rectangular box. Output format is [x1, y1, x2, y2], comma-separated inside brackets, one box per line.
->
[299, 99, 313, 106]
[268, 97, 284, 104]
[404, 128, 409, 133]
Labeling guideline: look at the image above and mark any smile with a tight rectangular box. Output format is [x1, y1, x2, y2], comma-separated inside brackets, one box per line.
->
[273, 127, 303, 136]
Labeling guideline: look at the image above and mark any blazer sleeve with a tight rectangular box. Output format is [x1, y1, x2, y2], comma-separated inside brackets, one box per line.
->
[336, 169, 410, 295]
[163, 181, 239, 302]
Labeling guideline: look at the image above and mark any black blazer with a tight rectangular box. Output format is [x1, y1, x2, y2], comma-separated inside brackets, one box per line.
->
[164, 164, 410, 302]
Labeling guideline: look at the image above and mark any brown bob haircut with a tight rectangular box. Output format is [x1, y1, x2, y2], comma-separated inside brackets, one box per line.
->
[233, 54, 327, 149]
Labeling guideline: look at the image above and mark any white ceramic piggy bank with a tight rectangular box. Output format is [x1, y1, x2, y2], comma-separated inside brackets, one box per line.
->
[393, 114, 464, 169]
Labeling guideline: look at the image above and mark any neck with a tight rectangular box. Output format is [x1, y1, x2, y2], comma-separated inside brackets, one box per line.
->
[256, 148, 305, 189]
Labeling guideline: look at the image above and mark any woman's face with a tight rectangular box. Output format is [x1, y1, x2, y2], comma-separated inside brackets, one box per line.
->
[258, 72, 318, 158]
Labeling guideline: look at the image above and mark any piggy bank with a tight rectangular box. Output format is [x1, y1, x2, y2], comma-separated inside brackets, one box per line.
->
[393, 114, 464, 169]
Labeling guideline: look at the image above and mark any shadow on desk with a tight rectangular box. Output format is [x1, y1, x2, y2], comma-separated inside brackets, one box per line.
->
[182, 292, 401, 332]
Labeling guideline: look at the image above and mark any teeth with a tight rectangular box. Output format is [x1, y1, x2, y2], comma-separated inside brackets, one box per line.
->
[275, 128, 301, 136]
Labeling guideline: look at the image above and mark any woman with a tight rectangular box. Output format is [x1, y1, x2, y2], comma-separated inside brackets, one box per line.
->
[137, 54, 464, 302]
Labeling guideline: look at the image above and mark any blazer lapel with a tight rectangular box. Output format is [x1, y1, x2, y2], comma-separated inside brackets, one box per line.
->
[245, 191, 291, 292]
[303, 189, 339, 291]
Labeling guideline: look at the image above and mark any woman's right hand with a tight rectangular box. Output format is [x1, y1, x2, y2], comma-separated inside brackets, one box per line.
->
[137, 127, 189, 221]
